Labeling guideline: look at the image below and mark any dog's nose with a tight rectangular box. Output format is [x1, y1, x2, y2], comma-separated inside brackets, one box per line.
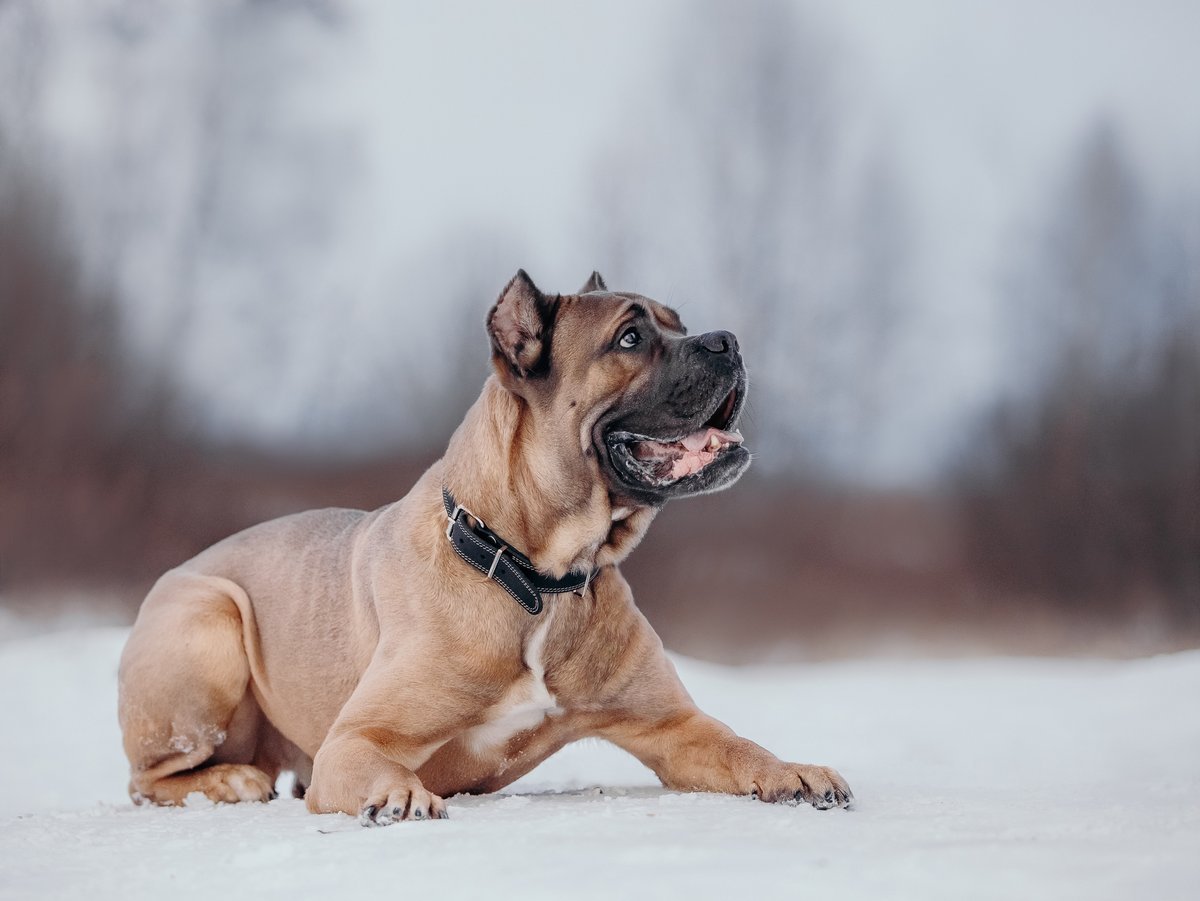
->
[698, 330, 738, 355]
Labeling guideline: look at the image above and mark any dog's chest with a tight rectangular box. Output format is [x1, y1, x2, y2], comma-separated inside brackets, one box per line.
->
[463, 611, 562, 755]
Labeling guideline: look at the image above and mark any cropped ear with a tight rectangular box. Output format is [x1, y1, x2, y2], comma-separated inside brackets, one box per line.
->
[488, 269, 557, 379]
[578, 271, 607, 294]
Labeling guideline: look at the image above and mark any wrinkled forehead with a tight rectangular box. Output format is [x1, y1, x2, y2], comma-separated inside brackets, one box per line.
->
[557, 291, 686, 339]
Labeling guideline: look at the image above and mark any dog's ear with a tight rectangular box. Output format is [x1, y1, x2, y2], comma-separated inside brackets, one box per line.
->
[488, 269, 556, 379]
[578, 271, 607, 294]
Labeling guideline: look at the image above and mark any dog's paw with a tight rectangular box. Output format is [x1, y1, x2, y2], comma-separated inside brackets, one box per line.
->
[359, 782, 448, 826]
[750, 763, 854, 811]
[189, 763, 277, 804]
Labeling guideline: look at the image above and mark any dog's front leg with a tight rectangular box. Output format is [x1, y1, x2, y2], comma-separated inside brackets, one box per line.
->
[592, 620, 853, 810]
[307, 728, 448, 824]
[601, 709, 852, 809]
[306, 661, 461, 824]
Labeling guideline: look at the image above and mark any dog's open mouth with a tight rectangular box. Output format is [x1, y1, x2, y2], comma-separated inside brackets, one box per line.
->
[616, 427, 744, 483]
[605, 387, 744, 488]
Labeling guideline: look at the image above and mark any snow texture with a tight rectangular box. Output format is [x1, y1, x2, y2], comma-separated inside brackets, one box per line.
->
[1, 625, 1198, 900]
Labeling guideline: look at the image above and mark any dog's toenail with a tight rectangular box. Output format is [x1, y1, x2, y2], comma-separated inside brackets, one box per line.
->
[413, 808, 425, 819]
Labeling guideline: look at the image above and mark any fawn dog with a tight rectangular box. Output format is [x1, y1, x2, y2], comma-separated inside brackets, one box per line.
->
[118, 271, 853, 823]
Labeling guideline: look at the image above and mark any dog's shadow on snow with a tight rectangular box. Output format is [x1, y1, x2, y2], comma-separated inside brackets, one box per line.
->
[451, 785, 669, 809]
[310, 787, 677, 834]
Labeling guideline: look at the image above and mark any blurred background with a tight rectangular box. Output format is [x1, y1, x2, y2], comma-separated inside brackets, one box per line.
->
[0, 0, 1196, 660]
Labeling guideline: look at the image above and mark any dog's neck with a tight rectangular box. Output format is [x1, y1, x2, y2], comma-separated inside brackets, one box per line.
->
[440, 378, 657, 578]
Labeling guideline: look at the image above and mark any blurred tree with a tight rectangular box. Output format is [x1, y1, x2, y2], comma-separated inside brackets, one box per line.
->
[588, 0, 910, 475]
[0, 161, 144, 585]
[0, 0, 45, 134]
[0, 0, 360, 453]
[330, 223, 523, 457]
[0, 0, 525, 466]
[962, 122, 1200, 623]
[1012, 122, 1158, 394]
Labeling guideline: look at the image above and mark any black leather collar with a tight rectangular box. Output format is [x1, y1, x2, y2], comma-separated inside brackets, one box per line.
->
[442, 487, 592, 615]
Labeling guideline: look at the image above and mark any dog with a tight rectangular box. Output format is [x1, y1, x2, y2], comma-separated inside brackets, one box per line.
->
[118, 270, 853, 822]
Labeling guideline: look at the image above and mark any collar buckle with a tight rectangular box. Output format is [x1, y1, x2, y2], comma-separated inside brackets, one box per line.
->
[442, 485, 593, 616]
[445, 502, 484, 540]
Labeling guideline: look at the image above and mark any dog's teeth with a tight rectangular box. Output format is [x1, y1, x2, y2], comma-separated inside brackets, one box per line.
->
[708, 435, 721, 449]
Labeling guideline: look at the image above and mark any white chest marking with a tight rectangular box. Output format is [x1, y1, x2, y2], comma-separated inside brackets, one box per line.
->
[464, 609, 562, 755]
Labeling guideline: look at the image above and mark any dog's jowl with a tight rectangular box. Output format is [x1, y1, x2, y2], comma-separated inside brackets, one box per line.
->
[117, 270, 853, 822]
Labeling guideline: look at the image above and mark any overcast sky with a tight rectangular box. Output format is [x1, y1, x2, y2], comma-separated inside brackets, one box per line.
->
[359, 0, 1199, 269]
[352, 0, 1199, 479]
[5, 0, 1197, 482]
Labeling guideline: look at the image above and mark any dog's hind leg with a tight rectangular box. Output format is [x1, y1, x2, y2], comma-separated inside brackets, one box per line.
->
[118, 572, 274, 806]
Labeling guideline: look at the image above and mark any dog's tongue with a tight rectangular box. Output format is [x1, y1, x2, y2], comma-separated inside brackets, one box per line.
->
[626, 428, 743, 482]
[679, 427, 743, 453]
[668, 428, 743, 479]
[628, 428, 743, 482]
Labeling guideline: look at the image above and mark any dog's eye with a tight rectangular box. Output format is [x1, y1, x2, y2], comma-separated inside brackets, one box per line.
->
[618, 327, 642, 350]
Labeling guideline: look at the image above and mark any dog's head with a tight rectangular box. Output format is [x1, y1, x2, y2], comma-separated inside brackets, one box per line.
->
[487, 269, 749, 508]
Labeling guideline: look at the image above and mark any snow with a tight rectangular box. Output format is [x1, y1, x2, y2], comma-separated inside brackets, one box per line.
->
[1, 625, 1198, 900]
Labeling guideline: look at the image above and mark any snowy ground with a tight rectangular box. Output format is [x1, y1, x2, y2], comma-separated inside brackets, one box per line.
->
[1, 624, 1198, 900]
